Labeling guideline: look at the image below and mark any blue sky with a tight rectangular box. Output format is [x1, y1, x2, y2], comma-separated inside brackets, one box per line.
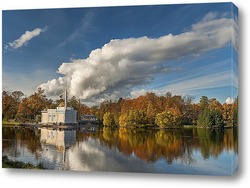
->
[2, 3, 238, 105]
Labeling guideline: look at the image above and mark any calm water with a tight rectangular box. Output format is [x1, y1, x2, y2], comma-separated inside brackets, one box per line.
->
[2, 126, 238, 175]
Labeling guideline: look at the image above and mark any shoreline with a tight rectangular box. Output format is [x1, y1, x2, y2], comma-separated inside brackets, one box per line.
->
[2, 156, 44, 169]
[2, 122, 236, 130]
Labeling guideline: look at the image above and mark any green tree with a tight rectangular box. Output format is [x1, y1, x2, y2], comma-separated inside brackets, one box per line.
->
[199, 96, 209, 110]
[127, 110, 146, 127]
[210, 109, 223, 128]
[155, 109, 183, 128]
[103, 112, 115, 127]
[119, 113, 129, 127]
[233, 107, 238, 127]
[197, 108, 212, 128]
[68, 96, 79, 110]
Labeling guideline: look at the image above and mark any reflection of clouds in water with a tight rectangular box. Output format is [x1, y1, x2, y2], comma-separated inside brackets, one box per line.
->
[2, 127, 237, 175]
[40, 144, 65, 170]
[67, 138, 154, 172]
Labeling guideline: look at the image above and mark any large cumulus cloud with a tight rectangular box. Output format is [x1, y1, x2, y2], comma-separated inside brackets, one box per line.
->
[39, 13, 237, 103]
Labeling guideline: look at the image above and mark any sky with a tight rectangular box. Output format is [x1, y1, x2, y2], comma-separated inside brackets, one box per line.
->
[2, 3, 238, 106]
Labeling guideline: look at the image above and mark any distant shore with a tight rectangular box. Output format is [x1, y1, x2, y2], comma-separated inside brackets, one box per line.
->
[2, 122, 235, 130]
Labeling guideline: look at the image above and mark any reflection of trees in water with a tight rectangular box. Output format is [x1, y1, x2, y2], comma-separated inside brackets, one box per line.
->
[2, 127, 42, 159]
[3, 126, 238, 165]
[77, 127, 238, 165]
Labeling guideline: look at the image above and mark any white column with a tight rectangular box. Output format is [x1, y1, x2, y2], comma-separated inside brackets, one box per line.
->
[65, 90, 67, 109]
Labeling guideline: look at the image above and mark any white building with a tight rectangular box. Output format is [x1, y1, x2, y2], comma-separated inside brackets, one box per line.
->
[81, 115, 98, 122]
[41, 91, 77, 125]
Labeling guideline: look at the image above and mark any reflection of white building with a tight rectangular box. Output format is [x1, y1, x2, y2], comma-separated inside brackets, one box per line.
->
[40, 128, 76, 151]
[41, 91, 77, 125]
[40, 128, 76, 170]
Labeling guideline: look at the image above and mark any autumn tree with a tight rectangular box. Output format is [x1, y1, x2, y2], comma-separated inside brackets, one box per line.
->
[17, 88, 48, 121]
[127, 110, 146, 127]
[146, 102, 157, 124]
[233, 96, 238, 126]
[17, 97, 31, 120]
[208, 98, 223, 111]
[103, 112, 115, 127]
[119, 113, 129, 127]
[2, 91, 18, 120]
[222, 103, 234, 126]
[155, 108, 183, 128]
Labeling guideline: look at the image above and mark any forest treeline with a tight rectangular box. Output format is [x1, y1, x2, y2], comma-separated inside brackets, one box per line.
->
[2, 88, 238, 128]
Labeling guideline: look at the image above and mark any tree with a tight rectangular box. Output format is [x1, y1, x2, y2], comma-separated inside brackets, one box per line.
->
[119, 113, 129, 127]
[199, 96, 209, 110]
[17, 88, 48, 121]
[146, 103, 157, 124]
[127, 110, 146, 127]
[233, 108, 238, 127]
[103, 112, 115, 127]
[68, 96, 79, 110]
[208, 98, 223, 111]
[2, 91, 18, 120]
[222, 103, 233, 126]
[210, 109, 223, 128]
[165, 92, 172, 99]
[182, 95, 195, 125]
[155, 108, 183, 128]
[233, 96, 238, 126]
[17, 97, 31, 121]
[197, 108, 212, 128]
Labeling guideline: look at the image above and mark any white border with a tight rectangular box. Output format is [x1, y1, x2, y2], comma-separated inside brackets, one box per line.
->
[0, 0, 249, 188]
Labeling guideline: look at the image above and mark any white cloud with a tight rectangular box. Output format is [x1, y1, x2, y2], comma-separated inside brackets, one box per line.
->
[5, 26, 48, 49]
[162, 71, 234, 94]
[225, 97, 234, 104]
[130, 89, 148, 98]
[59, 12, 95, 47]
[39, 13, 237, 103]
[200, 12, 218, 22]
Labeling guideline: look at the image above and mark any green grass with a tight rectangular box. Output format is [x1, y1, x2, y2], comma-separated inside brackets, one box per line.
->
[2, 121, 20, 125]
[2, 156, 44, 169]
[183, 125, 195, 128]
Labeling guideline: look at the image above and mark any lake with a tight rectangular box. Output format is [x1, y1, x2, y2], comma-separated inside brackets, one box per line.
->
[2, 126, 238, 175]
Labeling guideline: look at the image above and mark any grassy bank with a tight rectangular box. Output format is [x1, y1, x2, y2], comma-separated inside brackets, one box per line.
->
[2, 121, 20, 125]
[2, 156, 44, 169]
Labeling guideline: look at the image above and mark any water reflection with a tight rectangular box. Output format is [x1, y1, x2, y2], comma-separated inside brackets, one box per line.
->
[40, 128, 76, 152]
[2, 126, 238, 175]
[39, 128, 76, 170]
